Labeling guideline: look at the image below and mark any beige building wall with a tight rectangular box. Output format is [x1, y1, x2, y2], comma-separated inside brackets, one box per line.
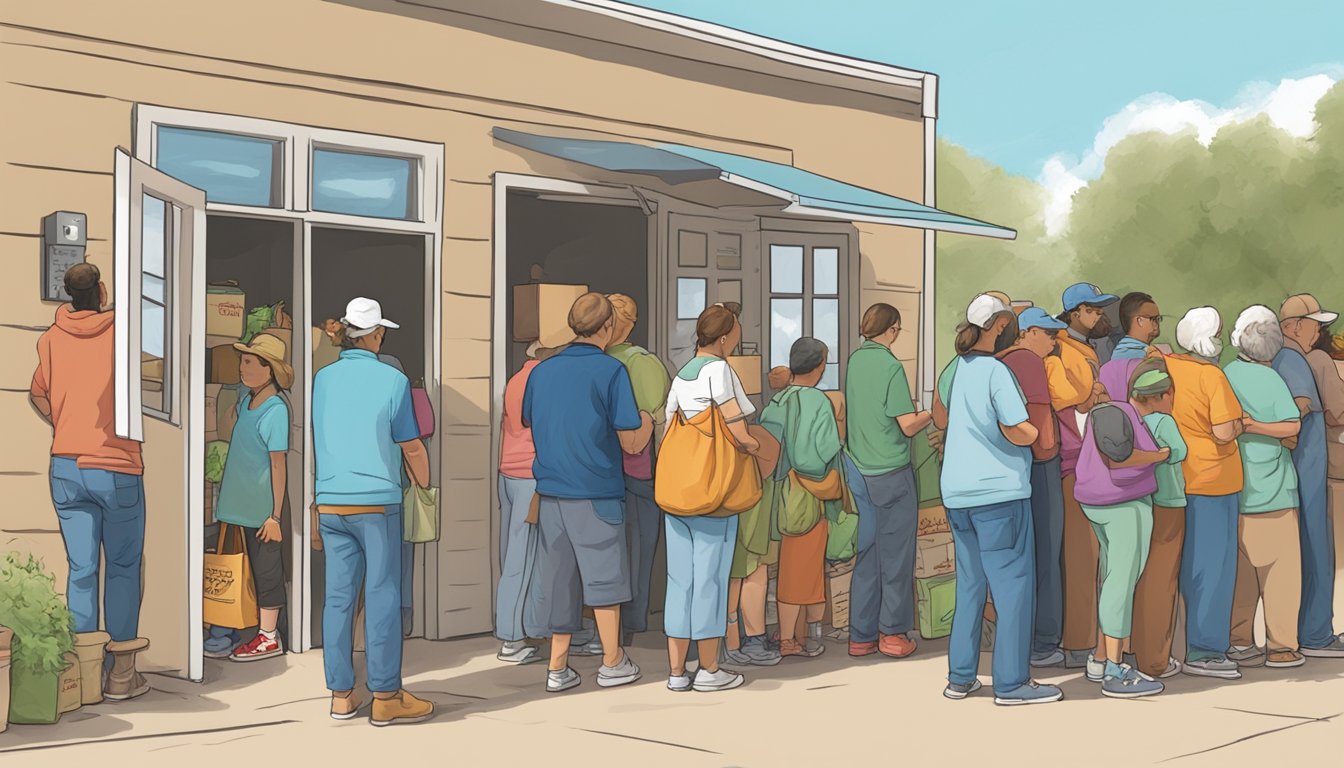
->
[0, 0, 927, 633]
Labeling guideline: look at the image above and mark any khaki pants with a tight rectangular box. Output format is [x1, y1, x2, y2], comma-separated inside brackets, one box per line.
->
[1231, 509, 1302, 652]
[1131, 505, 1185, 676]
[1061, 473, 1100, 650]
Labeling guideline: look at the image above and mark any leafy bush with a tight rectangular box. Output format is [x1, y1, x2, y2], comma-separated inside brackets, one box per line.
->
[0, 552, 76, 675]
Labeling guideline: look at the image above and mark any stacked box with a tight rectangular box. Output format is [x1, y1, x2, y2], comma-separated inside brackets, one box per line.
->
[513, 283, 588, 348]
[914, 532, 955, 579]
[823, 558, 854, 629]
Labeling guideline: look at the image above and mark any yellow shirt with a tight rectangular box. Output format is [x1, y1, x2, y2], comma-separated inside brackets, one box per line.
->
[1049, 332, 1098, 412]
[1166, 354, 1244, 496]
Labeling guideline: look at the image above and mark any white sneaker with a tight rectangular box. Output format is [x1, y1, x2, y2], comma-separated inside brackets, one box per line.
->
[546, 666, 581, 693]
[1085, 653, 1105, 682]
[1158, 657, 1182, 679]
[498, 641, 540, 664]
[692, 666, 744, 693]
[667, 674, 692, 692]
[597, 653, 641, 688]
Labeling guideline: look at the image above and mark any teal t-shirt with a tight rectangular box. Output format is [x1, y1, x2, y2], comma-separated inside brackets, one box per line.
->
[939, 354, 1032, 509]
[1142, 412, 1188, 508]
[216, 392, 289, 527]
[937, 357, 958, 407]
[1224, 358, 1301, 514]
[843, 340, 917, 474]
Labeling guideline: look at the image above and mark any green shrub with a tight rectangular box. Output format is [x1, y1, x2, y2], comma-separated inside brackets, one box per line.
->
[0, 552, 76, 675]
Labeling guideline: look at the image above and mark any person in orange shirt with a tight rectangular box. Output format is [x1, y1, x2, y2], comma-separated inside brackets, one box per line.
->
[1168, 306, 1247, 680]
[29, 263, 150, 701]
[1048, 283, 1117, 669]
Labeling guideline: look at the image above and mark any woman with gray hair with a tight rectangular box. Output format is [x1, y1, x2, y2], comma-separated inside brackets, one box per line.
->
[759, 337, 843, 659]
[1222, 306, 1305, 669]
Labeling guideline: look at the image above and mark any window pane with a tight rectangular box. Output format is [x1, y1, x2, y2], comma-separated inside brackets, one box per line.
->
[814, 298, 839, 355]
[143, 274, 165, 304]
[312, 149, 414, 220]
[821, 363, 840, 391]
[678, 230, 707, 267]
[157, 126, 280, 207]
[141, 194, 166, 278]
[677, 278, 706, 320]
[814, 247, 839, 294]
[771, 298, 803, 368]
[770, 244, 803, 293]
[141, 298, 165, 359]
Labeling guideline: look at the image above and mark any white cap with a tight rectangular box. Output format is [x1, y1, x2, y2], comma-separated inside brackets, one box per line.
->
[966, 293, 1010, 330]
[341, 297, 400, 338]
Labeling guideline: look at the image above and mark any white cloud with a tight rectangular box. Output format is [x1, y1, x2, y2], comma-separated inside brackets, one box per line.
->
[1039, 72, 1339, 236]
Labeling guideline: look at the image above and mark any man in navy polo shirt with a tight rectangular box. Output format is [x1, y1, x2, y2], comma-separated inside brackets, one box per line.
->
[523, 292, 655, 693]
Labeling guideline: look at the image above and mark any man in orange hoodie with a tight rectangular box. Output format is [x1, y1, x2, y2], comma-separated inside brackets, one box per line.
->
[30, 263, 149, 701]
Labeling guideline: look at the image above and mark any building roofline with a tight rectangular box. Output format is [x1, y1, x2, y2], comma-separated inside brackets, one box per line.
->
[540, 0, 934, 96]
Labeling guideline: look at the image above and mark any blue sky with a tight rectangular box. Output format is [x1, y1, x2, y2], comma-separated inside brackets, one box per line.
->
[629, 0, 1344, 184]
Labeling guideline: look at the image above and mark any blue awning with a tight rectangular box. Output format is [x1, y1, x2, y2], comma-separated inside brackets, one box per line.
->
[493, 127, 1015, 240]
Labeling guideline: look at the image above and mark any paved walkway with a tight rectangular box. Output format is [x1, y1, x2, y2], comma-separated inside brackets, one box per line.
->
[2, 634, 1341, 765]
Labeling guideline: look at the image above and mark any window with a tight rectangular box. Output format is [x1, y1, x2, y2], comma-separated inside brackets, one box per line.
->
[156, 126, 282, 207]
[768, 241, 844, 390]
[677, 277, 706, 320]
[311, 148, 416, 220]
[141, 193, 171, 414]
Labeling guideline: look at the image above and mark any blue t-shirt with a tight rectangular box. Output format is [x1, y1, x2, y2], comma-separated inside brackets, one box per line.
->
[939, 353, 1033, 510]
[1272, 345, 1323, 413]
[313, 349, 419, 506]
[216, 392, 289, 528]
[523, 343, 642, 503]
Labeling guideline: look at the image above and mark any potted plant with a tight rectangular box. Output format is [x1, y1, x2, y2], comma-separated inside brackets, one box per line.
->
[0, 552, 76, 725]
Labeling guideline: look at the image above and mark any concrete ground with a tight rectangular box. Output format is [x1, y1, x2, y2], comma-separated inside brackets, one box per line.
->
[1, 633, 1341, 766]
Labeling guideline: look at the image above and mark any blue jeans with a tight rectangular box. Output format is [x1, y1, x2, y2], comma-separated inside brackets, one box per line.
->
[663, 514, 737, 640]
[623, 478, 662, 634]
[1180, 493, 1239, 658]
[842, 457, 917, 643]
[1030, 458, 1065, 654]
[946, 499, 1035, 696]
[1292, 414, 1335, 648]
[495, 475, 539, 642]
[321, 505, 404, 693]
[49, 457, 146, 642]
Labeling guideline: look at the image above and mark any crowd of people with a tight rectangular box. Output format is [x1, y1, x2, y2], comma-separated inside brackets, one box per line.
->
[495, 284, 1344, 705]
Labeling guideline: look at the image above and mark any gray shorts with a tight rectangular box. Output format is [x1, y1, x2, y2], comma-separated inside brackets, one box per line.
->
[536, 497, 632, 634]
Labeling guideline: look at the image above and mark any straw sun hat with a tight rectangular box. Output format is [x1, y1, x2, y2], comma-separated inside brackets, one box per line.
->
[233, 333, 295, 390]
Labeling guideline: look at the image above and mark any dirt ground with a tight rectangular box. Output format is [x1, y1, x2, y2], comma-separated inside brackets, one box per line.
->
[1, 632, 1341, 766]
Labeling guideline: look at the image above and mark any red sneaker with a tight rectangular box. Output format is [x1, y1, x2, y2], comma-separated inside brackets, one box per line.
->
[879, 634, 917, 659]
[849, 640, 879, 657]
[230, 631, 283, 662]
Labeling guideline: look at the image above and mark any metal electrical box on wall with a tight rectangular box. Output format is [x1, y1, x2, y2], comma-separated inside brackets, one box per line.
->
[42, 211, 87, 302]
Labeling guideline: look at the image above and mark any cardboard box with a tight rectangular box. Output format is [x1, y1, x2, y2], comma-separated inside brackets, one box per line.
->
[205, 384, 221, 437]
[916, 573, 957, 640]
[917, 504, 950, 537]
[313, 327, 341, 372]
[206, 284, 246, 339]
[914, 532, 955, 579]
[823, 557, 854, 629]
[209, 344, 242, 385]
[727, 355, 762, 396]
[513, 283, 587, 348]
[205, 335, 237, 349]
[216, 386, 240, 442]
[141, 353, 163, 382]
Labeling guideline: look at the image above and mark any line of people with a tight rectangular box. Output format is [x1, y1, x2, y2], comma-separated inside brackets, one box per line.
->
[933, 286, 1344, 703]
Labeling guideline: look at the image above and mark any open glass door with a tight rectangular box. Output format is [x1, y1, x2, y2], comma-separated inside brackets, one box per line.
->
[113, 148, 207, 681]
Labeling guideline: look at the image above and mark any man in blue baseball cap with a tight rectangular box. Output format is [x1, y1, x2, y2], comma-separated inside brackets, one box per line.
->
[999, 307, 1071, 666]
[1053, 283, 1119, 668]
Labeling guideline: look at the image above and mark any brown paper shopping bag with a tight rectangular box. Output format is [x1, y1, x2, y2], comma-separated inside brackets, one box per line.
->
[203, 524, 259, 629]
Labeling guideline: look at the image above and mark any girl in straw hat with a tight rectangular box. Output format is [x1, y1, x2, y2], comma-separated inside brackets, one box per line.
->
[216, 332, 295, 662]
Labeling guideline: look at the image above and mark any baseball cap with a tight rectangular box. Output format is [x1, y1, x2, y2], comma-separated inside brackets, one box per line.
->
[341, 297, 400, 338]
[966, 293, 1010, 330]
[1018, 306, 1068, 332]
[1280, 294, 1338, 325]
[1062, 283, 1119, 312]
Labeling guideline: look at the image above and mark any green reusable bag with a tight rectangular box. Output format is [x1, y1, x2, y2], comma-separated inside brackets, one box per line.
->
[403, 484, 440, 544]
[916, 573, 957, 639]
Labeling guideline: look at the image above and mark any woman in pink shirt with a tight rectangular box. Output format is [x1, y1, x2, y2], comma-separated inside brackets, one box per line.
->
[496, 342, 553, 664]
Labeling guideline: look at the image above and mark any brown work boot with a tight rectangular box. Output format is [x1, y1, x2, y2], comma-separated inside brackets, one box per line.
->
[104, 637, 151, 701]
[330, 690, 364, 720]
[371, 689, 434, 726]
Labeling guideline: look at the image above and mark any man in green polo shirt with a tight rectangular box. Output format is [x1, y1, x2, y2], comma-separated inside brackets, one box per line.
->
[841, 303, 933, 659]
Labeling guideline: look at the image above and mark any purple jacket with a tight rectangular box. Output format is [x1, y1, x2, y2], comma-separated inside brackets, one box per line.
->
[1074, 400, 1159, 506]
[1100, 357, 1142, 404]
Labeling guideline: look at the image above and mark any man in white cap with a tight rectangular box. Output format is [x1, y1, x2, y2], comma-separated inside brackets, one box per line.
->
[312, 297, 435, 725]
[1275, 294, 1344, 656]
